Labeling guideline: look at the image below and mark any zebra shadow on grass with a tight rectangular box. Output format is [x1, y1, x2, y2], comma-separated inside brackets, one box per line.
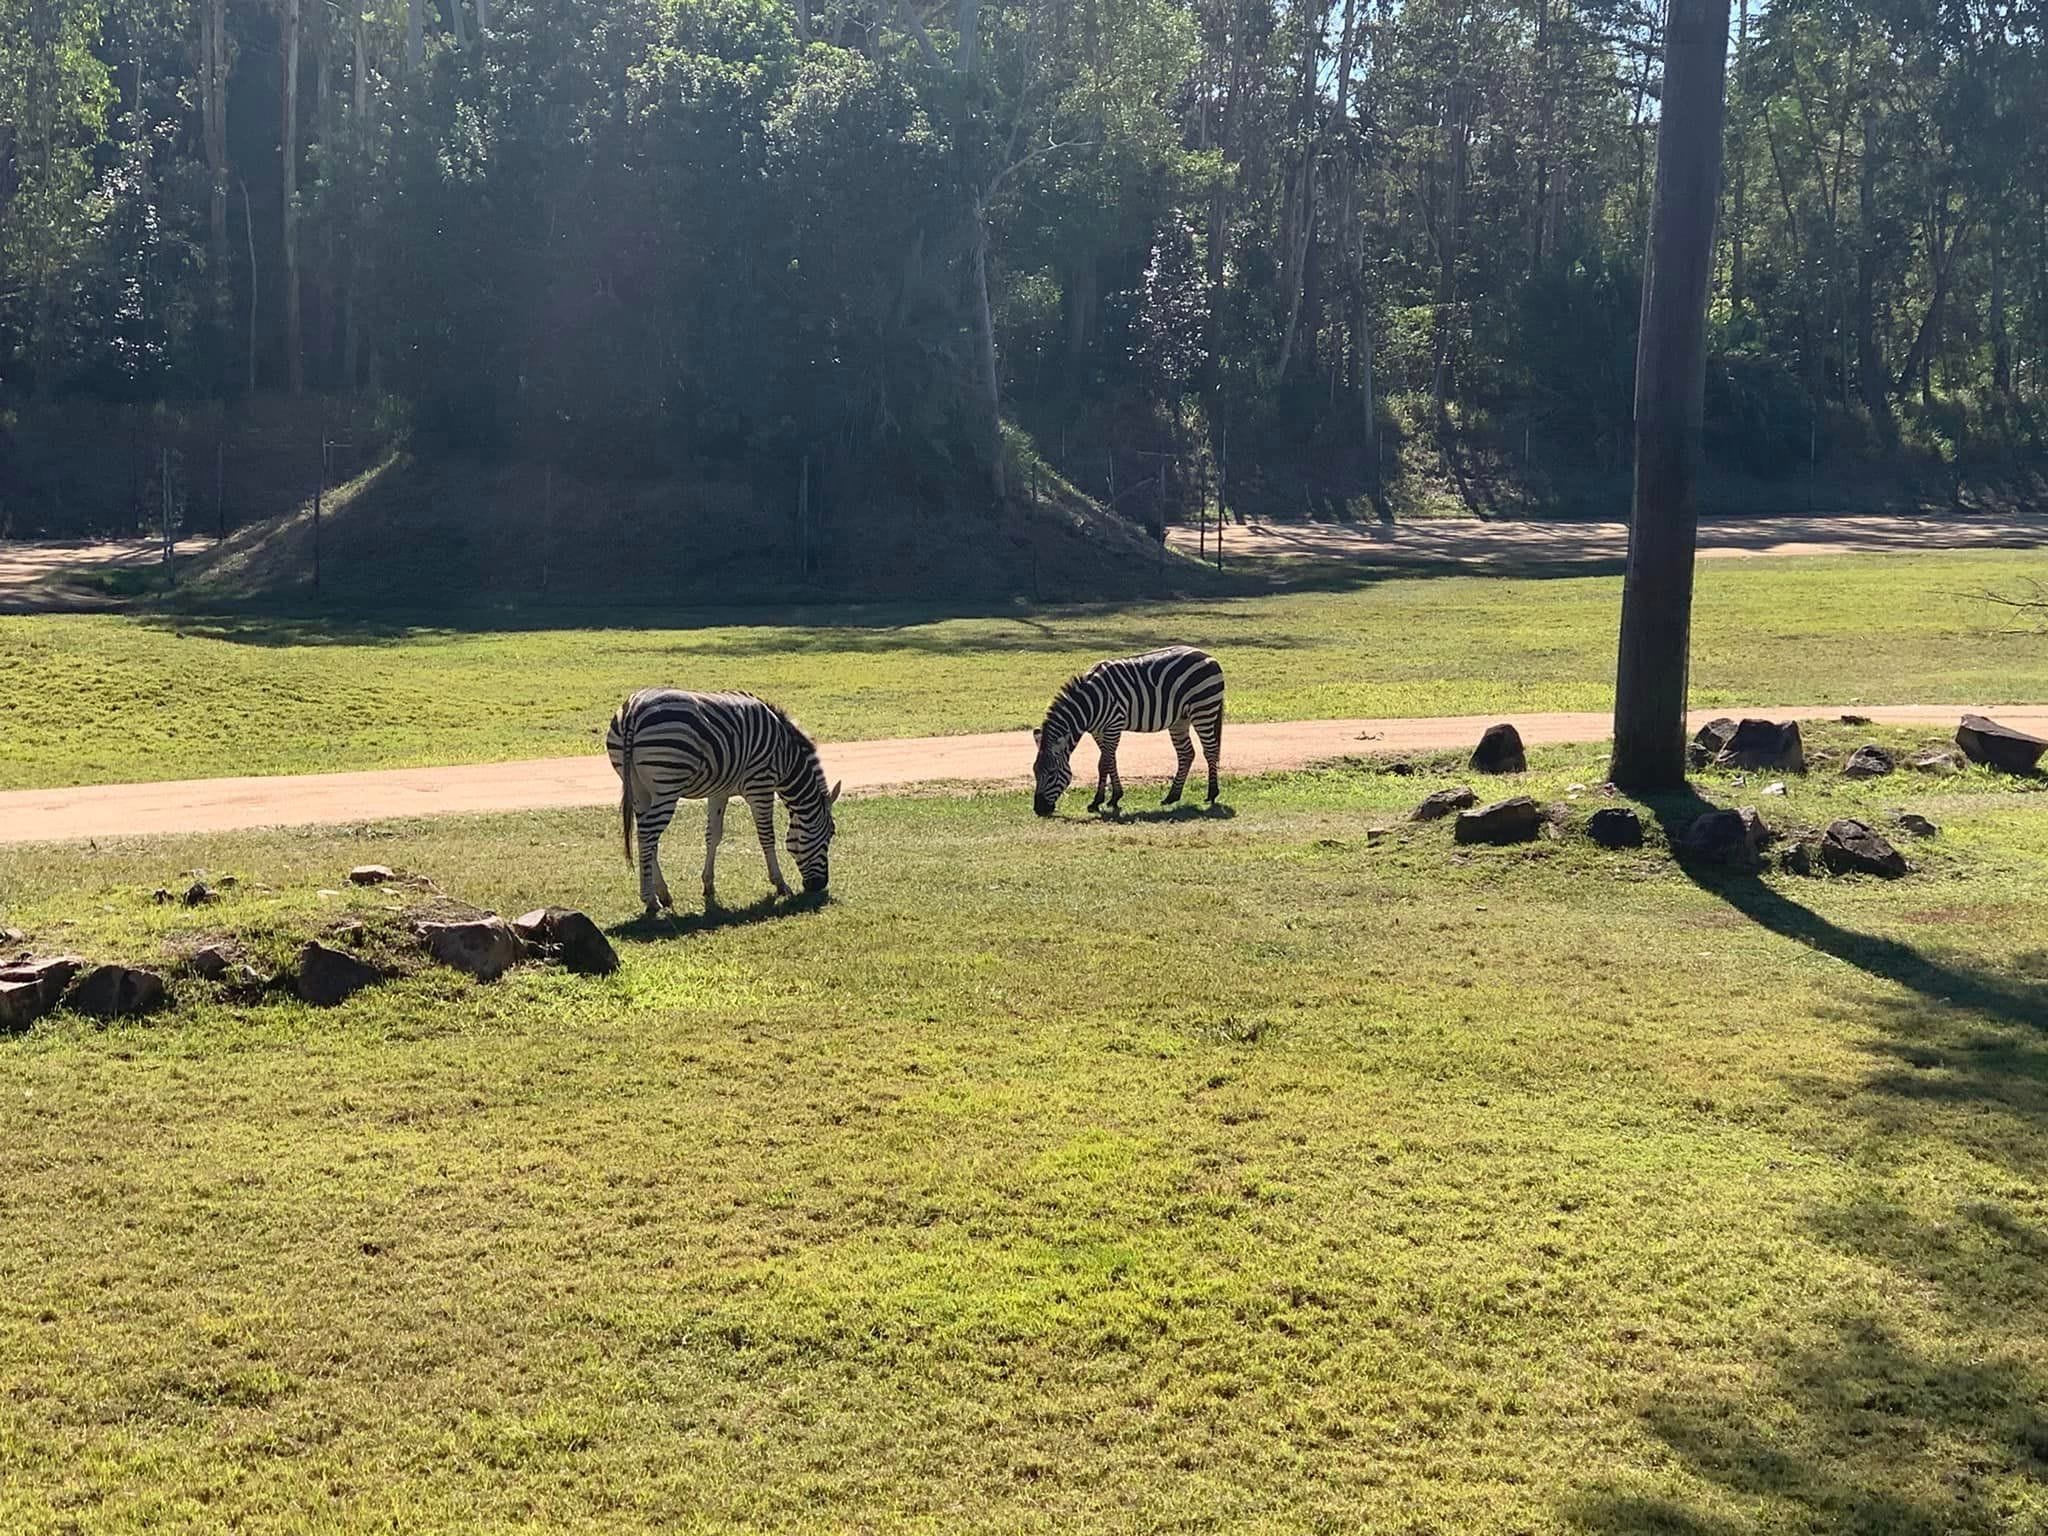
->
[1078, 802, 1237, 825]
[606, 890, 830, 943]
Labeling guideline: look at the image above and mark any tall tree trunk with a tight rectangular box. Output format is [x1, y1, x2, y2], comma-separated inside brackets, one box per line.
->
[1432, 80, 1469, 417]
[1990, 230, 2012, 396]
[1895, 209, 1962, 396]
[474, 0, 489, 39]
[343, 3, 368, 389]
[448, 0, 466, 50]
[1610, 0, 1731, 792]
[971, 206, 1004, 498]
[282, 0, 305, 395]
[1728, 0, 1746, 316]
[242, 176, 260, 391]
[201, 0, 230, 324]
[407, 0, 424, 70]
[1854, 103, 1888, 421]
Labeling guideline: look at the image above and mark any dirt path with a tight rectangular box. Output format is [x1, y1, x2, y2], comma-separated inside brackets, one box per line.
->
[4, 705, 2038, 846]
[0, 540, 162, 611]
[1170, 513, 2048, 568]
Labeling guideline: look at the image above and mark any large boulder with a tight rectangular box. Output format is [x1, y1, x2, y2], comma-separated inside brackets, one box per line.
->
[1453, 796, 1545, 845]
[1955, 715, 2046, 774]
[0, 955, 84, 1010]
[1411, 786, 1479, 822]
[1470, 724, 1528, 775]
[1821, 818, 1910, 878]
[1587, 807, 1645, 848]
[511, 908, 620, 976]
[0, 979, 49, 1034]
[1688, 718, 1738, 770]
[418, 917, 523, 982]
[1718, 719, 1806, 773]
[295, 942, 382, 1007]
[1842, 744, 1896, 779]
[65, 965, 169, 1020]
[1675, 807, 1774, 870]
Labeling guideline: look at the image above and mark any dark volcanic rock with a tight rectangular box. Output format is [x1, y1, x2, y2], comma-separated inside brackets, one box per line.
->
[1675, 807, 1774, 869]
[1452, 796, 1545, 845]
[1717, 719, 1806, 773]
[1893, 812, 1940, 839]
[1411, 786, 1479, 822]
[418, 917, 523, 982]
[66, 965, 168, 1020]
[1821, 819, 1910, 878]
[511, 908, 620, 976]
[1842, 744, 1896, 779]
[186, 944, 236, 981]
[1587, 807, 1645, 848]
[0, 955, 83, 1010]
[295, 942, 382, 1006]
[1469, 724, 1528, 775]
[182, 880, 219, 907]
[1688, 718, 1738, 770]
[1955, 714, 2047, 774]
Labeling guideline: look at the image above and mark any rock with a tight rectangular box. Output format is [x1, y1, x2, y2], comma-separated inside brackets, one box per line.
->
[1762, 781, 1788, 796]
[65, 965, 169, 1020]
[1687, 718, 1738, 770]
[226, 963, 271, 997]
[1840, 713, 1872, 725]
[1842, 744, 1896, 779]
[348, 865, 397, 886]
[1411, 786, 1479, 822]
[0, 955, 84, 1009]
[417, 917, 522, 982]
[1587, 807, 1644, 848]
[1893, 812, 1939, 839]
[511, 908, 620, 976]
[0, 927, 24, 947]
[1907, 749, 1962, 776]
[1821, 818, 1910, 878]
[1717, 719, 1806, 773]
[1676, 807, 1774, 869]
[0, 979, 48, 1034]
[1955, 714, 2047, 774]
[152, 888, 175, 905]
[1470, 724, 1528, 775]
[1452, 796, 1545, 846]
[182, 881, 219, 907]
[186, 944, 236, 981]
[295, 942, 382, 1007]
[1778, 839, 1818, 876]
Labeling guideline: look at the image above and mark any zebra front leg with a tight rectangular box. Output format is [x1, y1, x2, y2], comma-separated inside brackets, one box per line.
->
[1087, 744, 1110, 814]
[1101, 730, 1124, 815]
[637, 798, 678, 914]
[748, 791, 793, 898]
[701, 796, 729, 909]
[1163, 723, 1195, 805]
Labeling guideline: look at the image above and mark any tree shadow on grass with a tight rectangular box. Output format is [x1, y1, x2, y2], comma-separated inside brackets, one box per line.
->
[606, 890, 829, 943]
[1641, 785, 2048, 1034]
[1088, 802, 1239, 825]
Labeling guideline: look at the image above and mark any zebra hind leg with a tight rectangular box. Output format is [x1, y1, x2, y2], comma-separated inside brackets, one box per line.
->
[1198, 712, 1223, 804]
[702, 796, 729, 910]
[638, 802, 677, 914]
[1163, 724, 1195, 805]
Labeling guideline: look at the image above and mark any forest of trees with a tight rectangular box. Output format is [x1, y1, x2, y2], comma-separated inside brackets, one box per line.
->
[2, 0, 2044, 520]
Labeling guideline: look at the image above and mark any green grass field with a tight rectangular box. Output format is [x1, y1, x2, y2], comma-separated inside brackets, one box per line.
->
[3, 550, 2045, 789]
[4, 727, 2046, 1532]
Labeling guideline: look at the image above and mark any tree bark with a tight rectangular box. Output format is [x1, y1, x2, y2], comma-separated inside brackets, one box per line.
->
[1728, 0, 1746, 316]
[448, 0, 466, 50]
[1990, 230, 2011, 396]
[282, 0, 305, 395]
[200, 0, 231, 323]
[1854, 103, 1888, 421]
[1431, 78, 1469, 417]
[971, 206, 1004, 498]
[1610, 0, 1731, 793]
[344, 4, 368, 389]
[407, 0, 424, 71]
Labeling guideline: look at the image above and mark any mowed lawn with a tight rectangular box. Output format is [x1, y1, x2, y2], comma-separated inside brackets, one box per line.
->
[4, 550, 2047, 789]
[4, 732, 2046, 1532]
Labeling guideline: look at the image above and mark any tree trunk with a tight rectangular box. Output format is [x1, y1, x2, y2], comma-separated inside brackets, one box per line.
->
[448, 0, 466, 50]
[344, 4, 368, 389]
[1610, 0, 1731, 793]
[1432, 81, 1469, 416]
[281, 0, 305, 395]
[972, 207, 1004, 498]
[1990, 230, 2011, 396]
[474, 0, 489, 39]
[1854, 103, 1888, 422]
[242, 176, 260, 391]
[407, 0, 424, 70]
[1728, 0, 1746, 315]
[1896, 211, 1962, 396]
[1064, 258, 1097, 362]
[201, 0, 230, 323]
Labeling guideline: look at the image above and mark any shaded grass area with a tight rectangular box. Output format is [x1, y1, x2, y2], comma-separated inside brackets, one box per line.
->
[4, 549, 2047, 790]
[3, 738, 2046, 1532]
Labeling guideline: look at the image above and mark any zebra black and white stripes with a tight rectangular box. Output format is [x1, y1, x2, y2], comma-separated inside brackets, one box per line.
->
[607, 689, 841, 914]
[1032, 645, 1225, 816]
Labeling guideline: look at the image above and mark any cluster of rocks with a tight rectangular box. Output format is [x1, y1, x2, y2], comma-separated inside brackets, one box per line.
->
[0, 876, 621, 1033]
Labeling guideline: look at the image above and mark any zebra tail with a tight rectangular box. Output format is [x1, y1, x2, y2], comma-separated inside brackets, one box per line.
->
[618, 721, 636, 866]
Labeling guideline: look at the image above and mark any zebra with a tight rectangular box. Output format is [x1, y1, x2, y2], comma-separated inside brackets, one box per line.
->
[1032, 645, 1225, 817]
[607, 689, 841, 914]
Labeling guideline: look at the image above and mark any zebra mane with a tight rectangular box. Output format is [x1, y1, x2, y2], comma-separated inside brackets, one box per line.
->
[1046, 672, 1092, 720]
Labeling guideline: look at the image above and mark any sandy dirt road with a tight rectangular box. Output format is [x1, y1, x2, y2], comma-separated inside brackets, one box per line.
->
[0, 539, 163, 611]
[1170, 513, 2048, 568]
[4, 705, 2037, 846]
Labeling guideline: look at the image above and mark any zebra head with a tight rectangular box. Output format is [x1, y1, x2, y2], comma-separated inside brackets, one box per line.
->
[786, 775, 842, 893]
[1031, 725, 1077, 816]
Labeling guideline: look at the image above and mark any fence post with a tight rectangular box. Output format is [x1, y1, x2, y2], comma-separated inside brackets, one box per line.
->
[161, 448, 175, 585]
[313, 436, 325, 592]
[215, 440, 225, 541]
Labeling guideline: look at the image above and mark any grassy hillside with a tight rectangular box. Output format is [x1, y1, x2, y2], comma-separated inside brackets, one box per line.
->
[3, 741, 2045, 1531]
[3, 549, 2046, 789]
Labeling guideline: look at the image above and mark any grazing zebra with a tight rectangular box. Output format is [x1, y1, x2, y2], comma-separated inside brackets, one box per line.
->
[1032, 645, 1225, 817]
[607, 689, 841, 914]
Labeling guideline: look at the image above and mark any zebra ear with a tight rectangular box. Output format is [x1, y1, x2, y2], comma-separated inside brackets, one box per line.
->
[828, 779, 842, 805]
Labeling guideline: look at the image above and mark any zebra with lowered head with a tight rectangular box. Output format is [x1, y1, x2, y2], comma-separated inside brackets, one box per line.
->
[1032, 645, 1225, 817]
[607, 689, 841, 914]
